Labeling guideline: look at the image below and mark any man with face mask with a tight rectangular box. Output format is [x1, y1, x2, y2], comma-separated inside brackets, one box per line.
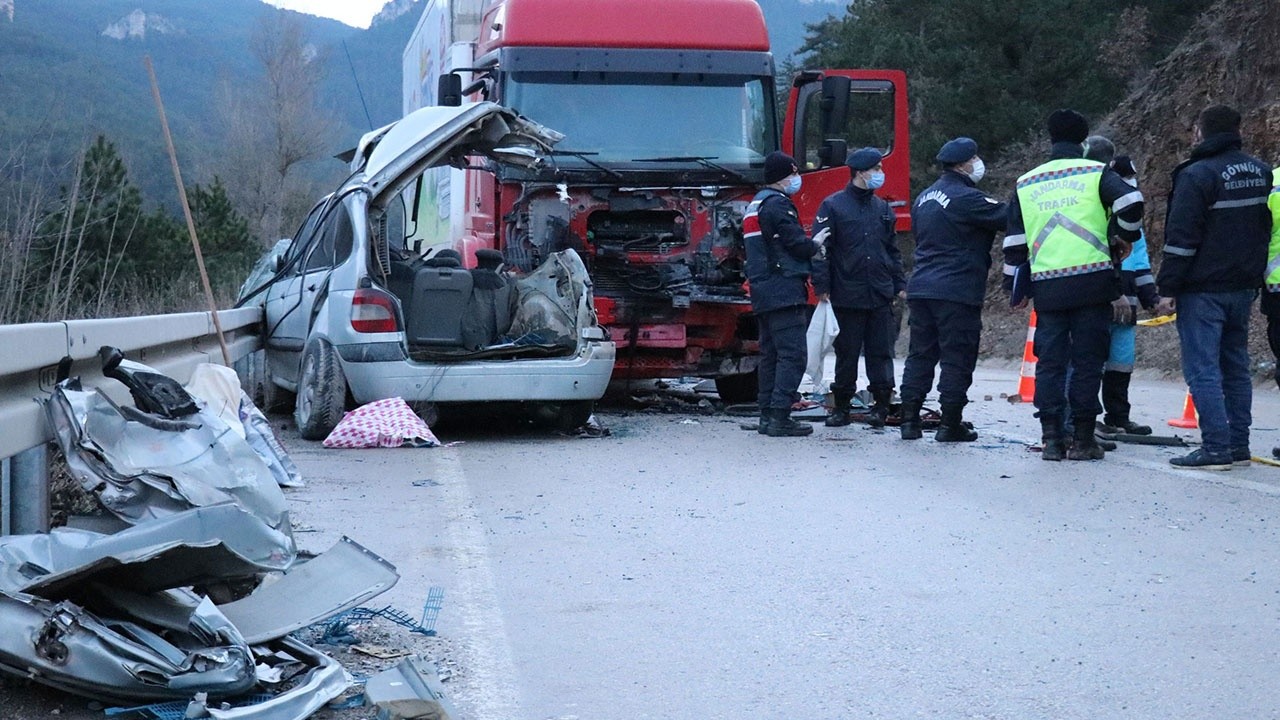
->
[1003, 109, 1144, 462]
[743, 151, 828, 437]
[898, 137, 1009, 441]
[812, 147, 906, 428]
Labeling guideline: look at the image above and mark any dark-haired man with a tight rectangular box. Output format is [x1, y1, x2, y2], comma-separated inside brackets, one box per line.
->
[1157, 104, 1273, 470]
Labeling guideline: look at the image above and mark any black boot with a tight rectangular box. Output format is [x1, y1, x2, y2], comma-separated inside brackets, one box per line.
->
[824, 392, 852, 427]
[1067, 416, 1105, 460]
[866, 388, 892, 429]
[1100, 371, 1151, 435]
[899, 399, 923, 440]
[1039, 412, 1066, 461]
[740, 408, 771, 434]
[766, 408, 813, 437]
[935, 402, 977, 442]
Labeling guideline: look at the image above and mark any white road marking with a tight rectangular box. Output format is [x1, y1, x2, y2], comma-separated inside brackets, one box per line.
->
[434, 447, 524, 718]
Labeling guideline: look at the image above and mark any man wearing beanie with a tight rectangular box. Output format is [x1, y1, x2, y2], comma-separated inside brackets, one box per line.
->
[812, 147, 905, 429]
[742, 151, 827, 437]
[1156, 104, 1272, 470]
[898, 137, 1008, 442]
[1003, 109, 1145, 461]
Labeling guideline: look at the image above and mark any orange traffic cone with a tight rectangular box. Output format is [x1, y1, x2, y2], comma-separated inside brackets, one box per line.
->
[1168, 389, 1198, 429]
[1014, 310, 1037, 403]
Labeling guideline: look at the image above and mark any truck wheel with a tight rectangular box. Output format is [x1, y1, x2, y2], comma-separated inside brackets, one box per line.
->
[715, 371, 758, 406]
[295, 340, 348, 440]
[260, 351, 296, 415]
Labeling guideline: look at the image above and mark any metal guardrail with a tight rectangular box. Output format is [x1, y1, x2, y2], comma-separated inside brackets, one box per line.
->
[0, 307, 263, 534]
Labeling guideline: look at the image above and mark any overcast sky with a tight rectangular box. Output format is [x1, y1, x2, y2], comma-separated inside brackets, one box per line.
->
[266, 0, 387, 29]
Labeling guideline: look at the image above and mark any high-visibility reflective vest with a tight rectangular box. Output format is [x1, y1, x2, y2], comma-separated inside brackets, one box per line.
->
[1015, 158, 1112, 281]
[1267, 167, 1280, 292]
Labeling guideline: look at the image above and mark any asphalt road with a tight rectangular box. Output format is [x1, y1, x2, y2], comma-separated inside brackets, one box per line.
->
[279, 364, 1280, 720]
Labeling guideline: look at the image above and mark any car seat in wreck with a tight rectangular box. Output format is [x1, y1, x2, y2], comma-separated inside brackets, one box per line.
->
[461, 248, 518, 350]
[405, 248, 473, 347]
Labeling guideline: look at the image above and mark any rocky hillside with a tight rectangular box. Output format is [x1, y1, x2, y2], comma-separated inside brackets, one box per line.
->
[1106, 0, 1280, 244]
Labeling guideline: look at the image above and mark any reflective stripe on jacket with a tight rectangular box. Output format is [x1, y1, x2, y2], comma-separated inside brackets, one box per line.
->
[1014, 159, 1111, 282]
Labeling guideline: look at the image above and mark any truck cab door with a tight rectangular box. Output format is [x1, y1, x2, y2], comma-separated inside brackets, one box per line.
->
[782, 70, 911, 232]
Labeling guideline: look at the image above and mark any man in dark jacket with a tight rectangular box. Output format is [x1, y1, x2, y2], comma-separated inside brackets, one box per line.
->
[899, 137, 1008, 442]
[1156, 105, 1273, 470]
[744, 151, 826, 437]
[1004, 109, 1144, 461]
[813, 147, 905, 428]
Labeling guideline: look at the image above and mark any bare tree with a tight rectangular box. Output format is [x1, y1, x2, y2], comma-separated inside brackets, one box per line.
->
[219, 11, 333, 243]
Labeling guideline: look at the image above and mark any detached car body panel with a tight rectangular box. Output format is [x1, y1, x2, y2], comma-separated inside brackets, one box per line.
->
[238, 102, 614, 439]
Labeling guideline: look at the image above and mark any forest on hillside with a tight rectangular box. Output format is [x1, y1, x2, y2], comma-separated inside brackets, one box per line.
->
[1, 0, 1275, 338]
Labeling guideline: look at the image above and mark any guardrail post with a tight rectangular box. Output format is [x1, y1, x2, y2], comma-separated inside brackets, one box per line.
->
[10, 445, 50, 534]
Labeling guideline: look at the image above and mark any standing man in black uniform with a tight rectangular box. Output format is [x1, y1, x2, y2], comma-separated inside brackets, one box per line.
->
[1004, 110, 1144, 461]
[899, 137, 1009, 441]
[813, 147, 905, 428]
[743, 151, 827, 437]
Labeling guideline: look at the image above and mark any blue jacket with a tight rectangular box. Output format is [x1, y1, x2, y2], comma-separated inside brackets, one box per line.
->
[812, 184, 904, 309]
[907, 171, 1009, 307]
[1157, 132, 1272, 297]
[743, 188, 817, 314]
[1119, 233, 1159, 309]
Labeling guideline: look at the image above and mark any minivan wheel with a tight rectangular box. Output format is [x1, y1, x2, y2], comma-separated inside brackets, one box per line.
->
[295, 340, 348, 440]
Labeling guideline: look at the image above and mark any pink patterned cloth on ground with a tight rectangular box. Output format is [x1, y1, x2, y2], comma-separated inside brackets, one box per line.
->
[322, 397, 440, 448]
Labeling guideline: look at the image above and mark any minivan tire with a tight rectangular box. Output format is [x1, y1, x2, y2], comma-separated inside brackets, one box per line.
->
[295, 340, 348, 440]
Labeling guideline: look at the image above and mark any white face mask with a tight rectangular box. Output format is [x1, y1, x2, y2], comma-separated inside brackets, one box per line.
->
[1122, 176, 1138, 188]
[966, 157, 986, 183]
[783, 174, 802, 195]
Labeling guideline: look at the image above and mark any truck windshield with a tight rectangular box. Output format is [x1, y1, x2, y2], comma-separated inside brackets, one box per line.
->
[505, 71, 776, 171]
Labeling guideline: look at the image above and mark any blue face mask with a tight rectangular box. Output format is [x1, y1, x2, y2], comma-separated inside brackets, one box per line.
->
[866, 171, 886, 190]
[783, 175, 802, 195]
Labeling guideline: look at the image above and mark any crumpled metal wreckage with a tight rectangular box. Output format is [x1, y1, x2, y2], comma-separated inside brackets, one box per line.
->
[0, 504, 397, 716]
[46, 352, 296, 533]
[1, 352, 406, 718]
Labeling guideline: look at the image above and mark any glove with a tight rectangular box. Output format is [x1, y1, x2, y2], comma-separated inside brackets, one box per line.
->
[812, 227, 831, 247]
[1111, 298, 1135, 325]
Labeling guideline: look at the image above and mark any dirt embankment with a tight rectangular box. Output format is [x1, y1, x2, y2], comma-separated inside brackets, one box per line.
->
[977, 0, 1280, 376]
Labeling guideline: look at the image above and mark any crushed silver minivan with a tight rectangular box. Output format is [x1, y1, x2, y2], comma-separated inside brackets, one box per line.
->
[237, 103, 616, 439]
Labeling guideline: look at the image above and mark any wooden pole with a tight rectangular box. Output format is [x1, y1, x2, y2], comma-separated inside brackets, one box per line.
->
[144, 55, 231, 366]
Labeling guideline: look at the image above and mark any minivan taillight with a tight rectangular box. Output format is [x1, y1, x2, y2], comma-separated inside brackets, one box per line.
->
[350, 289, 400, 333]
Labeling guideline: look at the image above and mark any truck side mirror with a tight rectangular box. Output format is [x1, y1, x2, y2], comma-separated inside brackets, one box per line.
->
[819, 75, 852, 137]
[437, 73, 463, 106]
[817, 139, 848, 170]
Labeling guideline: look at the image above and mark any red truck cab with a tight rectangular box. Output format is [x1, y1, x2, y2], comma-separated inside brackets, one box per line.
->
[412, 0, 909, 398]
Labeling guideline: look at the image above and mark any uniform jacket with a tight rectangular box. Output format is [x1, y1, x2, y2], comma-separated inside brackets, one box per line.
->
[1003, 142, 1144, 311]
[1157, 132, 1273, 297]
[744, 188, 817, 314]
[812, 183, 904, 309]
[907, 170, 1009, 307]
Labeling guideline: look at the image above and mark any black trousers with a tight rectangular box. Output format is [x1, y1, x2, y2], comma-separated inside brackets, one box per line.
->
[900, 299, 982, 406]
[1034, 303, 1111, 419]
[831, 304, 896, 397]
[1269, 312, 1280, 391]
[756, 305, 809, 411]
